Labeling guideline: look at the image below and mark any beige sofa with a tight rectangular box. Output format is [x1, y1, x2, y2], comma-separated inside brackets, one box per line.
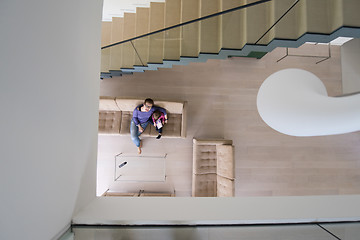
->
[192, 139, 235, 197]
[98, 97, 187, 138]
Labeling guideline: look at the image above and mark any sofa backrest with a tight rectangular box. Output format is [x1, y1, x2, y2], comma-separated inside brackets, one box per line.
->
[115, 98, 184, 114]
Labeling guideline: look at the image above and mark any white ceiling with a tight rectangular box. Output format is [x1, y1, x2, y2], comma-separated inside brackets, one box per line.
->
[102, 0, 165, 21]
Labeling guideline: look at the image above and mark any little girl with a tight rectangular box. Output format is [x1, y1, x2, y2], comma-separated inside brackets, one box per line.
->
[151, 110, 167, 139]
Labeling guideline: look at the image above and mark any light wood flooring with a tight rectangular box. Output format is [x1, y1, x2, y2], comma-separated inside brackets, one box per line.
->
[97, 43, 360, 197]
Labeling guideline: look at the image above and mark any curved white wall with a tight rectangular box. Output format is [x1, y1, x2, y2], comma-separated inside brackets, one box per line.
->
[257, 68, 360, 136]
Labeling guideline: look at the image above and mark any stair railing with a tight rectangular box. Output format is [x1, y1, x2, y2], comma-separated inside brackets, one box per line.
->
[101, 0, 304, 76]
[101, 0, 272, 50]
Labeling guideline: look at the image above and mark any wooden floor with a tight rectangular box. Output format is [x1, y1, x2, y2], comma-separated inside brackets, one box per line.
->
[97, 43, 360, 197]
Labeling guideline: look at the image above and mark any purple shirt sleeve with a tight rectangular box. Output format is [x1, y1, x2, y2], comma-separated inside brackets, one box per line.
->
[132, 106, 141, 125]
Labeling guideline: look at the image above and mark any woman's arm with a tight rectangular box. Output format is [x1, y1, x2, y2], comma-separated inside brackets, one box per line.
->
[160, 114, 167, 124]
[132, 108, 140, 126]
[155, 106, 168, 118]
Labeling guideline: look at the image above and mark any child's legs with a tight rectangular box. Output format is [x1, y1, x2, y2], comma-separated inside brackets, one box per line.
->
[156, 127, 163, 134]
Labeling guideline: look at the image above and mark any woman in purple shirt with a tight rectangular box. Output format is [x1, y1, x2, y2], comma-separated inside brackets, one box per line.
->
[130, 98, 167, 154]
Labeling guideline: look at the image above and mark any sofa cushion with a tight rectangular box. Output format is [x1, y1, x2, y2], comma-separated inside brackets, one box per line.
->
[155, 114, 182, 137]
[193, 145, 217, 174]
[99, 97, 119, 111]
[192, 174, 217, 197]
[99, 111, 121, 133]
[216, 145, 235, 179]
[119, 111, 132, 135]
[148, 114, 181, 137]
[217, 175, 234, 197]
[119, 111, 151, 136]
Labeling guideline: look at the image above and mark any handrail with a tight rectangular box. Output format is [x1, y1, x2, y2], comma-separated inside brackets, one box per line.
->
[255, 0, 300, 44]
[101, 0, 272, 50]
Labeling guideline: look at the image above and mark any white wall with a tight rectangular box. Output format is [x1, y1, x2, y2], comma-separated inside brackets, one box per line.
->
[73, 196, 360, 225]
[72, 223, 360, 240]
[0, 0, 102, 239]
[341, 38, 360, 94]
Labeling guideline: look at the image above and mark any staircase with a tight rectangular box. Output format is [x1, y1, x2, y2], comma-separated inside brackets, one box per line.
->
[100, 0, 360, 78]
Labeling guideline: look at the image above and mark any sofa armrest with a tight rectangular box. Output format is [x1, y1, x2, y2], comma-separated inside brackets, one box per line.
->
[181, 101, 187, 138]
[98, 111, 122, 134]
[193, 138, 233, 146]
[99, 96, 120, 111]
[99, 97, 122, 134]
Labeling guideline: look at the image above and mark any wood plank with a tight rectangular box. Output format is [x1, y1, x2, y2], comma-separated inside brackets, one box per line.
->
[164, 0, 181, 60]
[101, 21, 112, 72]
[199, 0, 221, 53]
[273, 0, 306, 40]
[343, 0, 360, 27]
[110, 17, 124, 70]
[149, 2, 165, 63]
[101, 21, 112, 47]
[134, 7, 150, 66]
[181, 0, 200, 57]
[221, 0, 247, 49]
[245, 0, 274, 44]
[121, 13, 136, 68]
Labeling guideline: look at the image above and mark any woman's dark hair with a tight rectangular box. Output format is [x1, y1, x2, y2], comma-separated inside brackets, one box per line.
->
[144, 98, 154, 105]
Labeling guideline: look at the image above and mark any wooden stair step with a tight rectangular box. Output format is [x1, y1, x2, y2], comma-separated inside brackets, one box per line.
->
[134, 7, 150, 66]
[272, 0, 306, 40]
[327, 0, 343, 32]
[101, 21, 111, 72]
[343, 0, 360, 27]
[305, 0, 331, 34]
[245, 0, 274, 45]
[149, 2, 165, 63]
[110, 17, 123, 43]
[305, 0, 338, 33]
[163, 0, 181, 60]
[101, 48, 111, 72]
[110, 17, 124, 70]
[181, 0, 200, 57]
[101, 21, 112, 47]
[221, 0, 247, 50]
[121, 13, 136, 68]
[199, 0, 221, 53]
